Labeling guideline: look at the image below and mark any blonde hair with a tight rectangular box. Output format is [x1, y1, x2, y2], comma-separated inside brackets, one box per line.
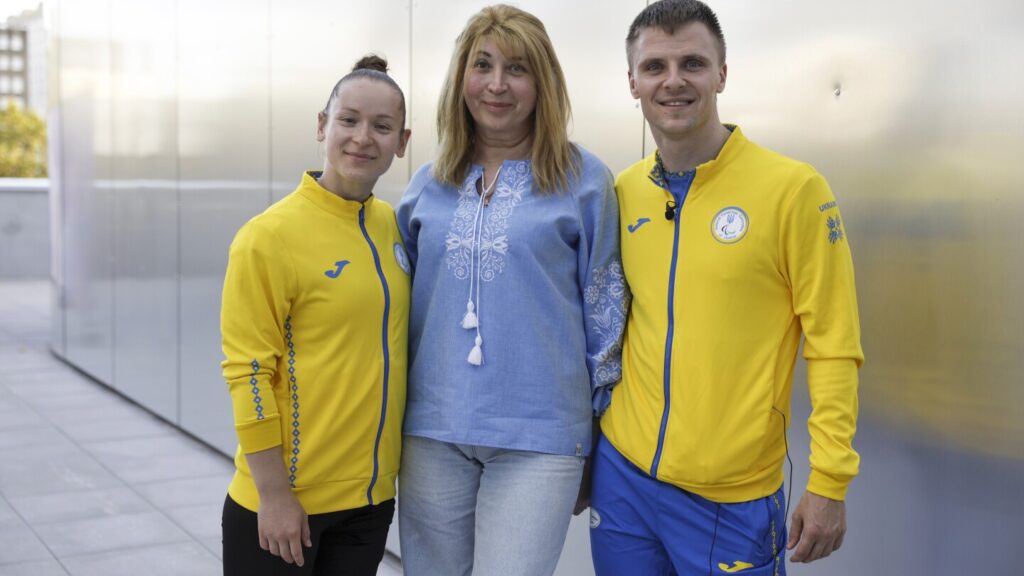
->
[434, 4, 579, 193]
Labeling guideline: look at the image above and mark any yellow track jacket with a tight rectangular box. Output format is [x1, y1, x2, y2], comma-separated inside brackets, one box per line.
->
[602, 127, 863, 503]
[221, 172, 409, 514]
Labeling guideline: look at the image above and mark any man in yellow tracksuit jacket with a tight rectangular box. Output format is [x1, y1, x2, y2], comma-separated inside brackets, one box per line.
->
[590, 2, 863, 574]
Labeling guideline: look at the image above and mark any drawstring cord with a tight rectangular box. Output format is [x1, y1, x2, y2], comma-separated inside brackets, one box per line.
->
[464, 166, 500, 365]
[461, 190, 484, 330]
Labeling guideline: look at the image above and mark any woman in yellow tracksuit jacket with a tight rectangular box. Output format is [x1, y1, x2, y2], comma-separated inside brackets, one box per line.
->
[219, 56, 411, 576]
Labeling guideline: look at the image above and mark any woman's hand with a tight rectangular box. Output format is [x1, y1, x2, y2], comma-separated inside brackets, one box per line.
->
[245, 446, 313, 566]
[258, 489, 312, 566]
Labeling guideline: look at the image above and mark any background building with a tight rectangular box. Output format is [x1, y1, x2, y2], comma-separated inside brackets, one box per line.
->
[0, 27, 29, 109]
[2, 3, 45, 116]
[0, 5, 47, 280]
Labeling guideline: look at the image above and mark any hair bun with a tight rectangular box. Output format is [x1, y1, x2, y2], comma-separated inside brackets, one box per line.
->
[353, 55, 389, 74]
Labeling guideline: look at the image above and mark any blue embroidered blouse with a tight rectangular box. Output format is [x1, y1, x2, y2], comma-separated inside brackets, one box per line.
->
[396, 146, 628, 456]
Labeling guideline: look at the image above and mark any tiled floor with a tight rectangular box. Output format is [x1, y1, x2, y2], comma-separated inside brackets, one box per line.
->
[0, 281, 402, 575]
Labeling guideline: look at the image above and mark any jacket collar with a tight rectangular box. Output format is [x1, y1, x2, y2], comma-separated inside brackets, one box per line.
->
[645, 124, 747, 189]
[297, 171, 375, 220]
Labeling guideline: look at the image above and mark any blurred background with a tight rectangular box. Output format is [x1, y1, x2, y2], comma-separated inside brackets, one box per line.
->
[2, 0, 1023, 574]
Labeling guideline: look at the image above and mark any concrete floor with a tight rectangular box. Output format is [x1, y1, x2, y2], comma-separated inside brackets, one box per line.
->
[0, 280, 401, 575]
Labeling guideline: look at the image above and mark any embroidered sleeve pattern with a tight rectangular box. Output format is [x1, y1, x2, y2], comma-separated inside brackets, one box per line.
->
[247, 359, 265, 420]
[221, 220, 295, 454]
[585, 262, 629, 388]
[577, 158, 630, 414]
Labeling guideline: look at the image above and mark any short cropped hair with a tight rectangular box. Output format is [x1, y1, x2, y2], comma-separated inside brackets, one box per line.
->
[626, 0, 726, 68]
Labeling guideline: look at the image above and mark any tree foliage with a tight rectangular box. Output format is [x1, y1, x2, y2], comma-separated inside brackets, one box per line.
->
[0, 101, 47, 178]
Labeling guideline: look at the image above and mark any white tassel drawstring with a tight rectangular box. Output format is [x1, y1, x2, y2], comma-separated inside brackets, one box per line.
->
[463, 166, 500, 365]
[467, 335, 483, 365]
[461, 301, 478, 329]
[461, 178, 486, 330]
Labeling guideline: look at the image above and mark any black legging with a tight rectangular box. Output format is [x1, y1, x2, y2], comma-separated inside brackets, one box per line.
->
[222, 495, 394, 576]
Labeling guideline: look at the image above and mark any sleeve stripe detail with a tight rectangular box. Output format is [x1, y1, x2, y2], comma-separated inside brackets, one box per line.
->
[249, 359, 265, 421]
[285, 316, 302, 487]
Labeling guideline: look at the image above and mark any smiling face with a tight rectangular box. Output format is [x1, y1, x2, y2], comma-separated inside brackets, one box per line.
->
[316, 77, 410, 199]
[462, 35, 538, 144]
[629, 21, 727, 146]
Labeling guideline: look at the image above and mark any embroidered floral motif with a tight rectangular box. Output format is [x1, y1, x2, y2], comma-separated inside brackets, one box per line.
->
[445, 162, 530, 282]
[585, 262, 630, 387]
[648, 150, 691, 190]
[827, 214, 845, 245]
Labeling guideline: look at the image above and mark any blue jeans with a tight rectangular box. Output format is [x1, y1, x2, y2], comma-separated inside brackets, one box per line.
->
[398, 434, 585, 576]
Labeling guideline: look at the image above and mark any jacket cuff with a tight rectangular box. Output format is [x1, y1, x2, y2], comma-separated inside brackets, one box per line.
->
[807, 469, 849, 501]
[235, 416, 283, 454]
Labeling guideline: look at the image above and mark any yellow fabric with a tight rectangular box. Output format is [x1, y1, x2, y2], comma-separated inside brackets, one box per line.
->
[603, 127, 863, 503]
[221, 172, 409, 514]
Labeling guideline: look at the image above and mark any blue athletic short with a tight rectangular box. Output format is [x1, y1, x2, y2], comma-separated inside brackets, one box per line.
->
[589, 433, 787, 575]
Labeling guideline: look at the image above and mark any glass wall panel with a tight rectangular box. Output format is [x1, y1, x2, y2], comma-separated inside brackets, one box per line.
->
[110, 0, 180, 420]
[58, 0, 114, 383]
[177, 0, 271, 452]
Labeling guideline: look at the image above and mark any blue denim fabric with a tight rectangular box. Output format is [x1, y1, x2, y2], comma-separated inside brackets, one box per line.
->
[398, 435, 584, 576]
[396, 146, 628, 457]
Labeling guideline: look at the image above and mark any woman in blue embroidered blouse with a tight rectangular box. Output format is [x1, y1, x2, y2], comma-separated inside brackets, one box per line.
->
[395, 5, 627, 575]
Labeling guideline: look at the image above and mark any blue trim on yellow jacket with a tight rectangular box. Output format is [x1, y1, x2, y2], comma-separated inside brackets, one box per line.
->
[359, 205, 390, 506]
[249, 359, 265, 421]
[650, 170, 694, 478]
[285, 316, 301, 487]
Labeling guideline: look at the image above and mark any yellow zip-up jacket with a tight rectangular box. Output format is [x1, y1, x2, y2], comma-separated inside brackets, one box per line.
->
[602, 127, 863, 503]
[221, 172, 409, 514]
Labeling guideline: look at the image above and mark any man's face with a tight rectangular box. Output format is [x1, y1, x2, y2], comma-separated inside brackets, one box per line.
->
[628, 22, 727, 144]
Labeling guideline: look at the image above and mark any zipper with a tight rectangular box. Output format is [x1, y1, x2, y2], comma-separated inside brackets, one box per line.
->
[649, 169, 695, 478]
[358, 205, 391, 505]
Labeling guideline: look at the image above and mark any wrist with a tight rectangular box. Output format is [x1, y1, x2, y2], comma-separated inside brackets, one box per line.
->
[256, 483, 295, 503]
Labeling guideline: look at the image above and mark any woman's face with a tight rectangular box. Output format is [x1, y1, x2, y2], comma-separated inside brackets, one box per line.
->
[462, 36, 537, 143]
[317, 77, 409, 192]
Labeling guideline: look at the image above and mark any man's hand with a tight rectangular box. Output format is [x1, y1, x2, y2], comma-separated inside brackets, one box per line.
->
[257, 489, 311, 566]
[787, 491, 846, 563]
